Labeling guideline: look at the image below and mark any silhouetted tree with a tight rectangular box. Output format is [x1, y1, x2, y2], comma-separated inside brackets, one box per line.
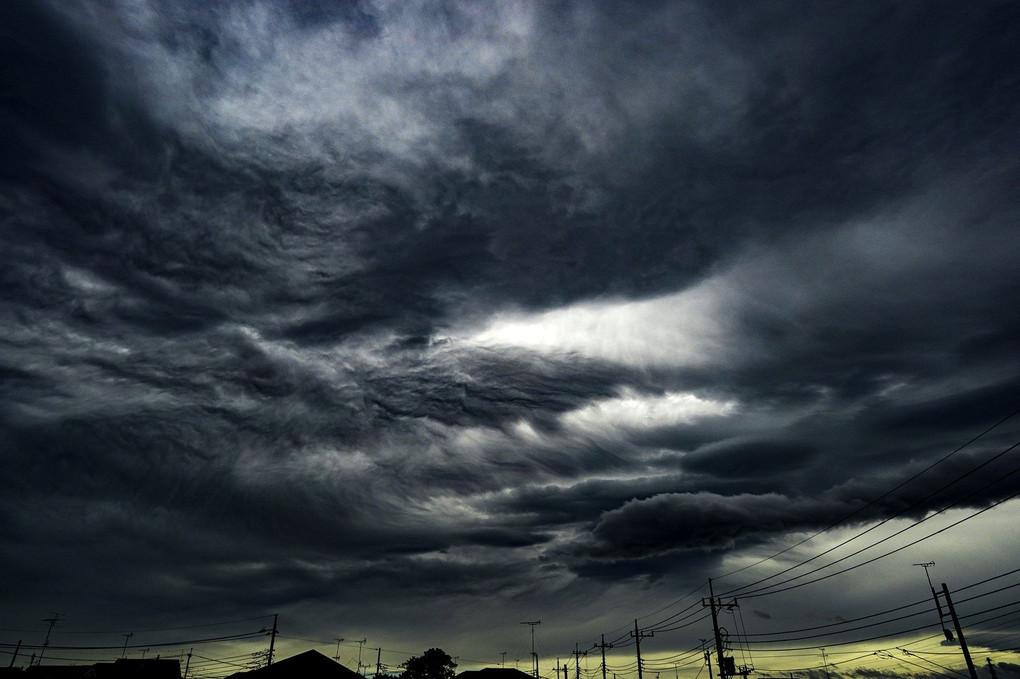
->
[399, 648, 457, 679]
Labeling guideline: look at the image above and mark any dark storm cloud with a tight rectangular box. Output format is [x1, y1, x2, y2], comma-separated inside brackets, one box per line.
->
[0, 2, 161, 175]
[568, 443, 1020, 562]
[2, 0, 1019, 669]
[679, 439, 818, 479]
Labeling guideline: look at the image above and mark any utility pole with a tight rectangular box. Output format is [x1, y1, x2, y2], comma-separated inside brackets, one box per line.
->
[37, 613, 62, 666]
[704, 580, 727, 679]
[820, 648, 830, 679]
[917, 571, 978, 679]
[573, 643, 587, 679]
[594, 634, 613, 679]
[267, 614, 278, 667]
[7, 640, 21, 668]
[941, 583, 978, 679]
[631, 620, 653, 679]
[376, 647, 383, 677]
[501, 652, 507, 668]
[700, 640, 713, 679]
[335, 637, 345, 663]
[184, 648, 193, 679]
[521, 621, 541, 678]
[987, 658, 998, 679]
[703, 580, 751, 678]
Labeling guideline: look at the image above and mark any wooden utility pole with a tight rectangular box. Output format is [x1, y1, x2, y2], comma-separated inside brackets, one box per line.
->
[631, 620, 653, 679]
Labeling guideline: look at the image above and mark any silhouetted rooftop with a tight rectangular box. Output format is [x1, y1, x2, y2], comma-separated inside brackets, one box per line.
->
[11, 658, 181, 679]
[225, 650, 364, 679]
[457, 668, 536, 679]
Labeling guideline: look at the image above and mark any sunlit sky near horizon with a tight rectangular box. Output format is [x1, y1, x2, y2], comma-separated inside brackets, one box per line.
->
[1, 2, 1019, 678]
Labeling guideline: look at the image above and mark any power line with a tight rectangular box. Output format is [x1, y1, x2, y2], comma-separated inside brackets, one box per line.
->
[638, 585, 707, 628]
[732, 584, 1020, 657]
[0, 615, 275, 636]
[726, 441, 1020, 598]
[742, 596, 930, 638]
[713, 406, 1020, 591]
[732, 460, 1020, 598]
[5, 631, 266, 651]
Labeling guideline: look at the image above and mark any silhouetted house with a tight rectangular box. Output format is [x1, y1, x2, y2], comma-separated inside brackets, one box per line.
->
[14, 658, 180, 679]
[21, 667, 92, 679]
[225, 650, 364, 679]
[83, 658, 181, 679]
[458, 668, 535, 679]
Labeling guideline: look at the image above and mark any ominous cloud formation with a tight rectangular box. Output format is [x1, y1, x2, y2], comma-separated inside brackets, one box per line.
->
[2, 1, 1019, 677]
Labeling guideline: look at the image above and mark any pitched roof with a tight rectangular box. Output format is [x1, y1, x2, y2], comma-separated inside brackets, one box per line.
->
[225, 650, 364, 679]
[19, 659, 181, 679]
[457, 668, 536, 679]
[84, 658, 181, 679]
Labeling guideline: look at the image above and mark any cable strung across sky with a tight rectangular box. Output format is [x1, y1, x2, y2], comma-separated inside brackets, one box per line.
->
[1, 2, 1019, 678]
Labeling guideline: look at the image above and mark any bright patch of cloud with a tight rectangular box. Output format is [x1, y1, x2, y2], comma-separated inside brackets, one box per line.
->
[561, 389, 736, 434]
[469, 283, 729, 368]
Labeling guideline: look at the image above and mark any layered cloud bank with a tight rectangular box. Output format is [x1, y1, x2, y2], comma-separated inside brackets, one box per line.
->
[2, 0, 1019, 667]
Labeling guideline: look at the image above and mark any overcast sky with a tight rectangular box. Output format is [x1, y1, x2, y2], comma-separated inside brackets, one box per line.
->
[2, 1, 1019, 678]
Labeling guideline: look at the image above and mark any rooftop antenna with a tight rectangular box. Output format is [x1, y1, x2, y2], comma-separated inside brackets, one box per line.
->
[521, 621, 541, 679]
[356, 638, 368, 673]
[121, 633, 133, 659]
[36, 613, 63, 666]
[914, 561, 950, 636]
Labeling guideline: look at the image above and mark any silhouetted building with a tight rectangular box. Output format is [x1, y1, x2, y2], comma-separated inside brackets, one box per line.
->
[21, 667, 91, 679]
[458, 669, 535, 679]
[12, 658, 181, 679]
[225, 650, 364, 679]
[83, 658, 181, 679]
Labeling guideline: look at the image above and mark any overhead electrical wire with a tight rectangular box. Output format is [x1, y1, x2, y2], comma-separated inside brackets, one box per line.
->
[725, 440, 1020, 598]
[586, 413, 1020, 678]
[0, 615, 275, 636]
[734, 590, 1020, 658]
[741, 596, 930, 638]
[731, 460, 1020, 598]
[713, 406, 1020, 590]
[2, 630, 266, 651]
[649, 611, 712, 634]
[883, 650, 961, 679]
